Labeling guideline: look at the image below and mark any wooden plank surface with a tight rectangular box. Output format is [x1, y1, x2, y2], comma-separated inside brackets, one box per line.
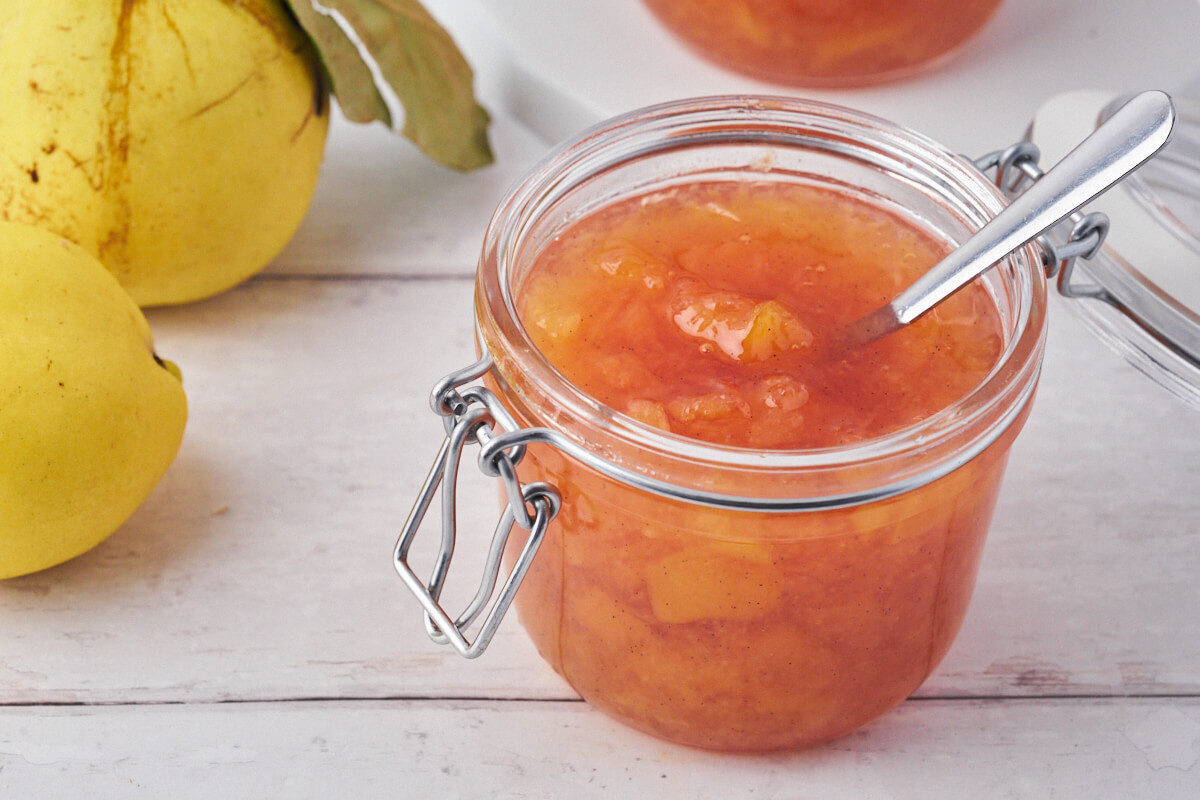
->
[269, 109, 550, 278]
[1, 275, 1196, 707]
[2, 698, 1198, 798]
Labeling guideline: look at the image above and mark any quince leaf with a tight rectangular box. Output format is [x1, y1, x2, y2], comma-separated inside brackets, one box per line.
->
[287, 0, 493, 171]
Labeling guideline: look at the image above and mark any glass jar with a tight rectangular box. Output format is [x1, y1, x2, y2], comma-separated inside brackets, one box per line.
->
[397, 96, 1049, 752]
[641, 0, 1005, 87]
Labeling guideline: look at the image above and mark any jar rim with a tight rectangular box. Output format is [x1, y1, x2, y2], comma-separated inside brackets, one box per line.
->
[475, 95, 1047, 505]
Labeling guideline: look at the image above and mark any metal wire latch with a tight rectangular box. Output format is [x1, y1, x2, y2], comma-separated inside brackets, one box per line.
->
[973, 142, 1114, 300]
[393, 355, 561, 659]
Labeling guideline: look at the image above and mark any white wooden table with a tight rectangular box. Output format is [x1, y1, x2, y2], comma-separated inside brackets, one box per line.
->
[3, 2, 1200, 796]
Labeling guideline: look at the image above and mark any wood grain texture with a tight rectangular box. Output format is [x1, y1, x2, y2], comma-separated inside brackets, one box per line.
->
[267, 109, 549, 278]
[1, 699, 1198, 798]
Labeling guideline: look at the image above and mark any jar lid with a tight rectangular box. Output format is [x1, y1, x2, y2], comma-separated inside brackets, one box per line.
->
[1030, 89, 1200, 408]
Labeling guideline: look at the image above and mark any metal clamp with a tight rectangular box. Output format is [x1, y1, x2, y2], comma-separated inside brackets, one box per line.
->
[393, 354, 561, 659]
[973, 134, 1200, 375]
[973, 142, 1111, 283]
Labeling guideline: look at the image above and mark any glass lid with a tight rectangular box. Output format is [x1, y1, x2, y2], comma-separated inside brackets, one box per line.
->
[1030, 89, 1200, 409]
[1116, 96, 1200, 259]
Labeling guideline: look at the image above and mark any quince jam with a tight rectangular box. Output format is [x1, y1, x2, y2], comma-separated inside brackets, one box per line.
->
[503, 179, 1014, 751]
[520, 180, 1002, 446]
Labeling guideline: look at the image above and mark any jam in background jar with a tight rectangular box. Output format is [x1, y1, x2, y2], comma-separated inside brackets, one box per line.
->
[641, 0, 1005, 86]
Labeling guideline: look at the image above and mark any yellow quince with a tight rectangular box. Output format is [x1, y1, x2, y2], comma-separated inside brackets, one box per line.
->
[0, 221, 187, 578]
[0, 0, 329, 306]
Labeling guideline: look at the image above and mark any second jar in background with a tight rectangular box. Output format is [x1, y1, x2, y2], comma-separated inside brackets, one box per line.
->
[642, 0, 1005, 87]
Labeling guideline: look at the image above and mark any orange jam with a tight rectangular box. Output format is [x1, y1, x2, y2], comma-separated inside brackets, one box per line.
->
[642, 0, 1004, 87]
[502, 180, 1019, 751]
[519, 181, 1003, 447]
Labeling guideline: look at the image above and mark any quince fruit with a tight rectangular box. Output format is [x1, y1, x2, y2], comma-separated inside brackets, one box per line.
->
[0, 221, 187, 579]
[0, 0, 493, 307]
[0, 0, 330, 306]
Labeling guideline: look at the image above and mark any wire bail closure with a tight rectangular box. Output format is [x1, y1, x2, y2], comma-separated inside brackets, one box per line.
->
[393, 354, 561, 659]
[973, 142, 1113, 296]
[972, 140, 1193, 350]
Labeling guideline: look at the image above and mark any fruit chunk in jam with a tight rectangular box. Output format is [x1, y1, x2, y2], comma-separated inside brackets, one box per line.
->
[505, 180, 1013, 751]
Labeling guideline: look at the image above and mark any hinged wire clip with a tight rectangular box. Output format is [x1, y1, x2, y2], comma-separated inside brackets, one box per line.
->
[393, 355, 561, 659]
[974, 142, 1115, 302]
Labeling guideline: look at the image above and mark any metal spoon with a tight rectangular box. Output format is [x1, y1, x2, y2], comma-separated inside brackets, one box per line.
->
[841, 90, 1177, 349]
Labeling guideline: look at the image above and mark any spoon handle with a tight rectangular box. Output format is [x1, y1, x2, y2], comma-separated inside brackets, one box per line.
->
[889, 90, 1175, 328]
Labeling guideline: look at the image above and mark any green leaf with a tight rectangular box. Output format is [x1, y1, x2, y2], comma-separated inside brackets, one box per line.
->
[288, 0, 493, 171]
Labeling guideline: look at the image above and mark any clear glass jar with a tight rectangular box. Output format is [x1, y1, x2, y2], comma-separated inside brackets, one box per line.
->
[459, 96, 1047, 751]
[641, 0, 1005, 87]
